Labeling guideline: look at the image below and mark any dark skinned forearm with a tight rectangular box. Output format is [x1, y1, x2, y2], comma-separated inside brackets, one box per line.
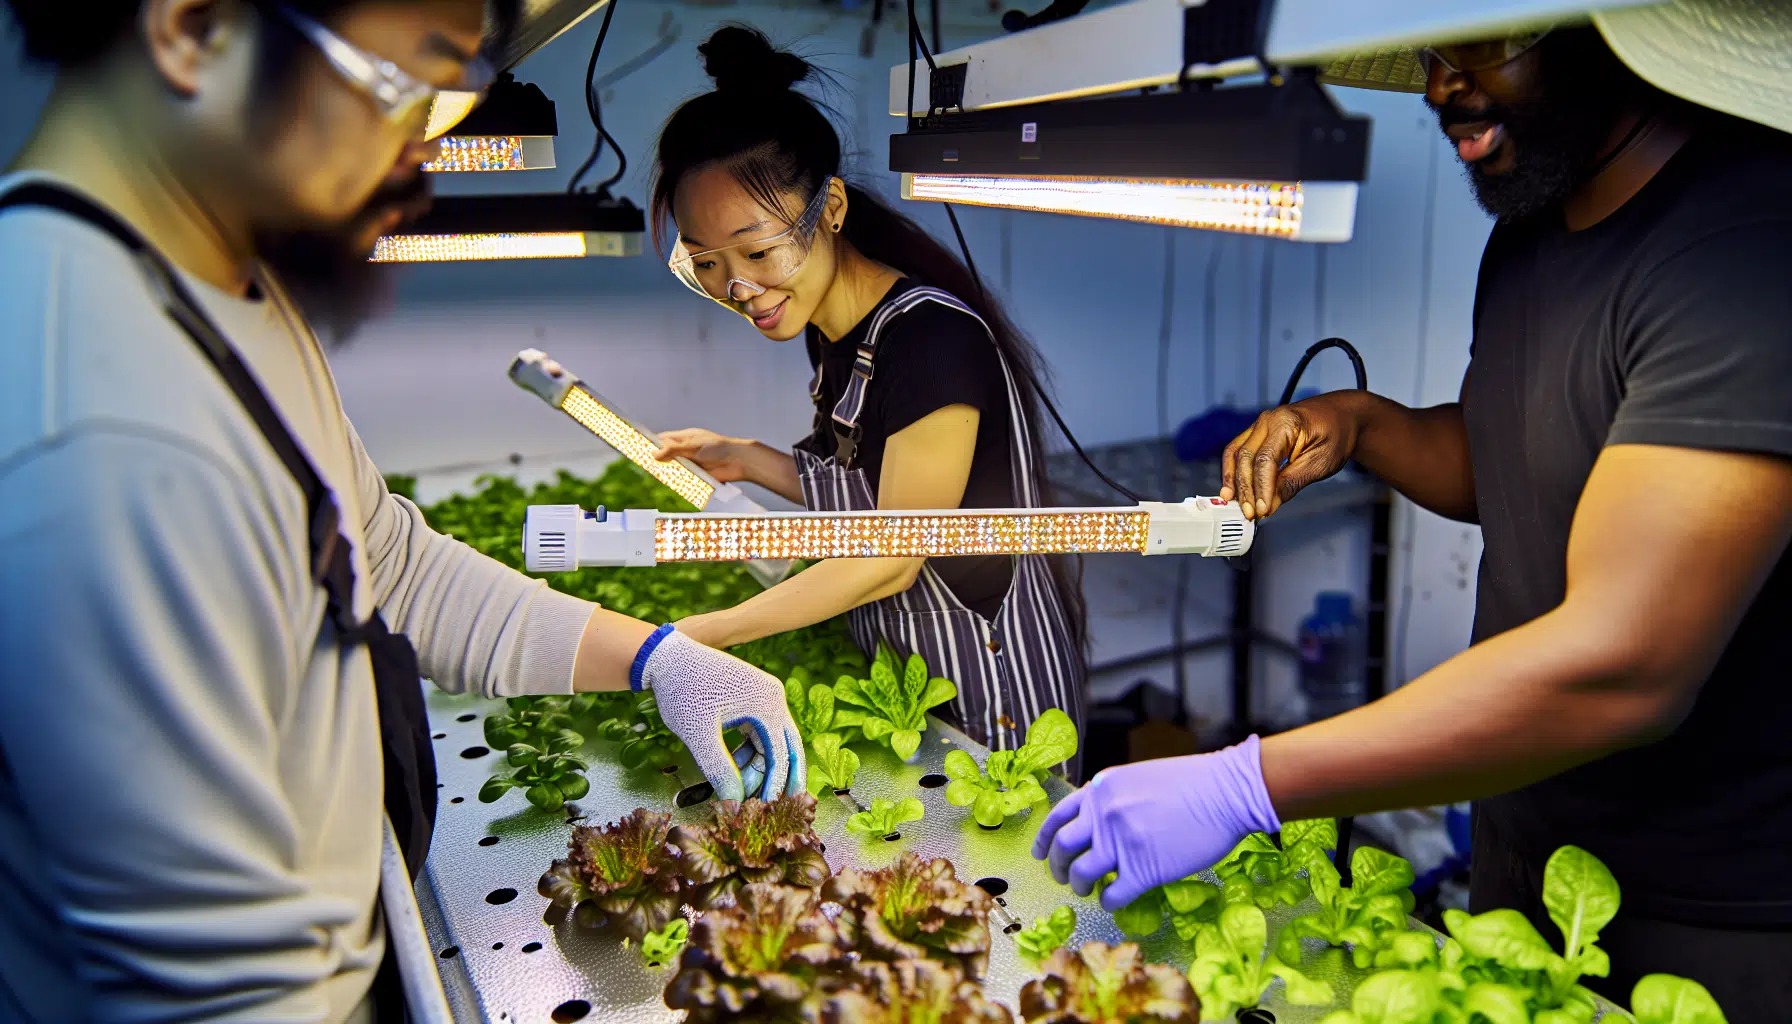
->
[1345, 391, 1478, 523]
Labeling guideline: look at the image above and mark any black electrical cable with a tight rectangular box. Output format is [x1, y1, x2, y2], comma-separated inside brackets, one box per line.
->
[1278, 337, 1367, 405]
[568, 0, 621, 195]
[1266, 335, 1368, 883]
[905, 0, 1145, 505]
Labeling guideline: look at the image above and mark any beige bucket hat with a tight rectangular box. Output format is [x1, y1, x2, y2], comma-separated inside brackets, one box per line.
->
[1314, 0, 1792, 135]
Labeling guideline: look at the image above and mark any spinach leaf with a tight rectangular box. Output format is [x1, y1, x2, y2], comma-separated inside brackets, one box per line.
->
[940, 710, 1077, 827]
[1630, 974, 1727, 1024]
[846, 797, 925, 836]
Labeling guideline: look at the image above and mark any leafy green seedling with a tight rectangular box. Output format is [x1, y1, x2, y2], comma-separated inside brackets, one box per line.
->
[785, 669, 865, 743]
[1213, 818, 1337, 911]
[1630, 974, 1728, 1024]
[833, 645, 957, 761]
[942, 708, 1078, 827]
[1014, 905, 1076, 962]
[478, 731, 591, 812]
[1439, 844, 1620, 1023]
[1316, 966, 1534, 1024]
[806, 732, 861, 794]
[1187, 903, 1334, 1019]
[483, 695, 578, 750]
[641, 918, 690, 967]
[847, 797, 926, 837]
[1276, 845, 1416, 969]
[1163, 877, 1225, 941]
[595, 692, 686, 769]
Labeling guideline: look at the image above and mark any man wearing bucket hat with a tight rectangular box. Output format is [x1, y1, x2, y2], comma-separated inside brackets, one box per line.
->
[1035, 2, 1792, 1016]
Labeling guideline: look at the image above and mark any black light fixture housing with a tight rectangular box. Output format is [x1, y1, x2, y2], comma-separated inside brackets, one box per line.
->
[891, 76, 1367, 183]
[428, 74, 560, 172]
[372, 192, 645, 263]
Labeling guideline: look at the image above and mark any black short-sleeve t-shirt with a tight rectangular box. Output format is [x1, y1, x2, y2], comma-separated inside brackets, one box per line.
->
[1462, 119, 1792, 926]
[794, 279, 1016, 619]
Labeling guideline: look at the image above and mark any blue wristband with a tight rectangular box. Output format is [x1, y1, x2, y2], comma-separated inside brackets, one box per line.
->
[630, 624, 677, 693]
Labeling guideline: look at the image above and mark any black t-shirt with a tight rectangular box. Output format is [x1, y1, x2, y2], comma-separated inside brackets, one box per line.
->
[794, 279, 1016, 619]
[1463, 120, 1792, 926]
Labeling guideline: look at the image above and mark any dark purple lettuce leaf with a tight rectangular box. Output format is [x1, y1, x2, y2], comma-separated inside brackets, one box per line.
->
[822, 959, 1015, 1024]
[670, 795, 826, 910]
[664, 883, 850, 1023]
[821, 852, 994, 979]
[540, 808, 681, 940]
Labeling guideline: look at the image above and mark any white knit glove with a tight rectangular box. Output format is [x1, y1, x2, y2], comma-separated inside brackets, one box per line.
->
[633, 627, 805, 802]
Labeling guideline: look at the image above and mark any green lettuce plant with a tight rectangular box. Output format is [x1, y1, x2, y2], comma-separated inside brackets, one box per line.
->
[808, 732, 861, 794]
[1014, 905, 1077, 963]
[669, 794, 830, 910]
[823, 852, 995, 979]
[1018, 941, 1199, 1024]
[663, 883, 848, 1024]
[847, 797, 925, 837]
[595, 691, 687, 769]
[483, 695, 581, 750]
[942, 708, 1078, 827]
[1213, 817, 1338, 911]
[823, 958, 1016, 1024]
[538, 808, 682, 940]
[1107, 875, 1224, 941]
[1629, 974, 1727, 1024]
[1187, 904, 1334, 1020]
[1438, 844, 1619, 1023]
[641, 918, 689, 968]
[833, 645, 957, 761]
[478, 732, 591, 812]
[1275, 845, 1416, 969]
[786, 668, 864, 743]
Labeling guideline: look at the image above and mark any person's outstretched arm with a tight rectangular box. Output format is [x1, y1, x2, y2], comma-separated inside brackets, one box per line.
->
[1220, 385, 1478, 523]
[351, 423, 802, 802]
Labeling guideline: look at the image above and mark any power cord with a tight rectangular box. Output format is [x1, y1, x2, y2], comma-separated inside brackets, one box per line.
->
[568, 0, 624, 196]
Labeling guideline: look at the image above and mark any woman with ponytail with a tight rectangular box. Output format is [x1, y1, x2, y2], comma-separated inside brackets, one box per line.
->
[648, 26, 1088, 774]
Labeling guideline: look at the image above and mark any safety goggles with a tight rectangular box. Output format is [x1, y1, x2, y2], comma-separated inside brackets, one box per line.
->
[1419, 28, 1552, 76]
[667, 184, 832, 303]
[277, 5, 495, 141]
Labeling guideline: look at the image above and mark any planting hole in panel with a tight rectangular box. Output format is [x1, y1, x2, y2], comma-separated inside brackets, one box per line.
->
[675, 782, 714, 808]
[432, 732, 446, 740]
[551, 999, 592, 1022]
[486, 888, 518, 906]
[1237, 1010, 1276, 1024]
[918, 773, 948, 789]
[492, 942, 504, 950]
[521, 942, 542, 953]
[883, 832, 902, 842]
[479, 836, 499, 847]
[459, 746, 490, 759]
[438, 946, 459, 960]
[660, 765, 679, 776]
[457, 713, 477, 722]
[973, 878, 1009, 897]
[450, 797, 464, 804]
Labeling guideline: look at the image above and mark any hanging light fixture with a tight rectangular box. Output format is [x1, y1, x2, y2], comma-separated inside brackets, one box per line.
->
[369, 192, 643, 263]
[424, 75, 560, 173]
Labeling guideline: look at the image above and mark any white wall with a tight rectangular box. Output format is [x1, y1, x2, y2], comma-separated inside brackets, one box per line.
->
[0, 1, 1491, 716]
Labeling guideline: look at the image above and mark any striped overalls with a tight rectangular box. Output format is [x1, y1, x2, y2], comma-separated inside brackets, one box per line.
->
[794, 286, 1087, 780]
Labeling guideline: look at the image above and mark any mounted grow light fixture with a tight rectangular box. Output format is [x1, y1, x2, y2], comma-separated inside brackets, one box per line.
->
[890, 60, 1369, 241]
[371, 192, 643, 262]
[521, 500, 1252, 571]
[425, 75, 559, 173]
[509, 350, 790, 585]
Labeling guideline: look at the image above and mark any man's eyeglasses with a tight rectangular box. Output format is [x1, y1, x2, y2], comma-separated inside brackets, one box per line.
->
[277, 5, 495, 140]
[1419, 29, 1552, 77]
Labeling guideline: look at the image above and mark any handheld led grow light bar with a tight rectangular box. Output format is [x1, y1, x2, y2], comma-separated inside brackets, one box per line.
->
[508, 350, 789, 585]
[521, 501, 1252, 572]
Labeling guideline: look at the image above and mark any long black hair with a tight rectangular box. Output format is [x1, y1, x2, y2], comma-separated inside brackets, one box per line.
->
[652, 25, 1089, 657]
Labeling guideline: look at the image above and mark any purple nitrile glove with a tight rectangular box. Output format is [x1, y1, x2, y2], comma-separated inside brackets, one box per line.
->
[1031, 736, 1281, 912]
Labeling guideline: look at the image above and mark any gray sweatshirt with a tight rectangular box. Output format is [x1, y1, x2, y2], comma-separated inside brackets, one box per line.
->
[0, 177, 597, 1021]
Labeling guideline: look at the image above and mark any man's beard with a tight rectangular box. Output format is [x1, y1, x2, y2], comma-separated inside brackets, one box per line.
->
[258, 171, 433, 348]
[1433, 39, 1634, 221]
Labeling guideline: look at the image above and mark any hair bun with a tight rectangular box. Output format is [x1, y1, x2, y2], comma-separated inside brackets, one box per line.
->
[699, 26, 812, 94]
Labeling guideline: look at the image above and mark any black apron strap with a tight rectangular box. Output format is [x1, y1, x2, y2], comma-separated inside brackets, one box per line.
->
[0, 183, 438, 880]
